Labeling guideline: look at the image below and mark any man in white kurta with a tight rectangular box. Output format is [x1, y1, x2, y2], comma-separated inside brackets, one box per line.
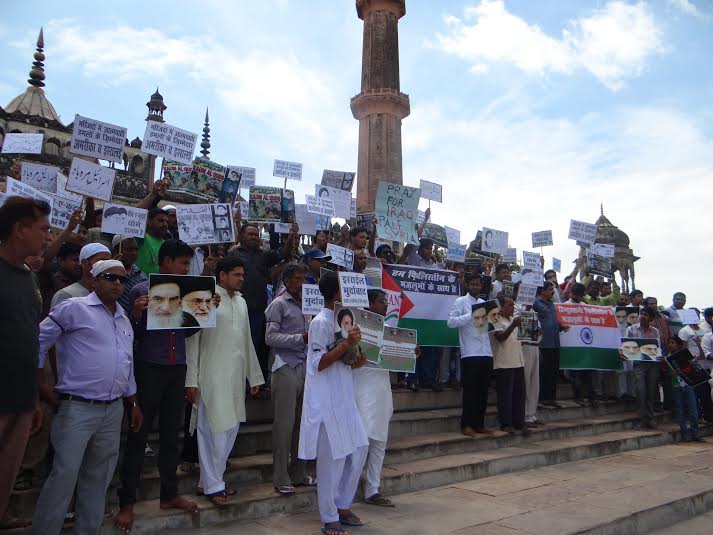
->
[298, 272, 368, 533]
[186, 257, 264, 502]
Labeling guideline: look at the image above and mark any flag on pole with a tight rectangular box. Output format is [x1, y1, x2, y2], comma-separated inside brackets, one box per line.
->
[556, 303, 623, 370]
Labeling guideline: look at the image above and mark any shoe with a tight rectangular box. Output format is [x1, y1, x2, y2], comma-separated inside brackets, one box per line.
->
[692, 435, 706, 443]
[474, 427, 494, 435]
[275, 485, 296, 495]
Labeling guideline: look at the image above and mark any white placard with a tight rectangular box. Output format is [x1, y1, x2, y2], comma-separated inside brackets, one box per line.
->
[351, 198, 357, 220]
[101, 203, 148, 239]
[66, 158, 116, 201]
[227, 165, 256, 188]
[445, 226, 461, 246]
[177, 203, 235, 245]
[590, 243, 615, 258]
[417, 210, 426, 224]
[447, 244, 466, 263]
[142, 121, 197, 165]
[326, 243, 354, 270]
[523, 251, 541, 269]
[49, 195, 82, 230]
[315, 185, 351, 219]
[70, 114, 127, 163]
[419, 179, 442, 203]
[273, 159, 302, 181]
[1, 133, 43, 154]
[338, 272, 369, 308]
[531, 230, 553, 248]
[553, 257, 562, 273]
[295, 204, 317, 236]
[21, 162, 57, 193]
[5, 177, 54, 211]
[56, 173, 83, 203]
[504, 248, 517, 263]
[321, 170, 355, 191]
[516, 284, 538, 306]
[568, 219, 597, 246]
[305, 194, 336, 217]
[302, 284, 324, 315]
[521, 269, 544, 286]
[481, 227, 509, 255]
[679, 309, 701, 325]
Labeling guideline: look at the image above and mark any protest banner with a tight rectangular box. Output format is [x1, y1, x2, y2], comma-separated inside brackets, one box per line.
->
[305, 194, 335, 217]
[273, 159, 302, 181]
[66, 158, 116, 201]
[364, 257, 383, 288]
[21, 162, 57, 193]
[249, 186, 282, 223]
[162, 160, 194, 196]
[382, 264, 460, 346]
[188, 158, 227, 202]
[516, 311, 538, 340]
[334, 303, 384, 364]
[423, 223, 448, 247]
[590, 243, 615, 258]
[447, 244, 466, 264]
[568, 219, 597, 246]
[142, 121, 197, 164]
[1, 133, 43, 154]
[516, 284, 538, 306]
[295, 204, 317, 236]
[620, 338, 662, 362]
[531, 230, 553, 248]
[556, 303, 623, 370]
[504, 248, 517, 264]
[665, 348, 712, 387]
[419, 179, 442, 203]
[101, 203, 148, 239]
[49, 194, 82, 230]
[302, 284, 324, 316]
[5, 177, 54, 212]
[218, 167, 243, 204]
[481, 227, 508, 255]
[327, 243, 354, 270]
[586, 251, 612, 277]
[227, 165, 256, 188]
[70, 114, 127, 163]
[523, 251, 541, 269]
[378, 327, 417, 373]
[375, 183, 421, 245]
[315, 185, 351, 219]
[553, 257, 562, 273]
[444, 226, 460, 246]
[147, 274, 216, 330]
[321, 169, 354, 191]
[176, 203, 235, 245]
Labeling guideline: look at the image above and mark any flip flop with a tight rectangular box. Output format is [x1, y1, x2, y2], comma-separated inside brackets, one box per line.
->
[339, 512, 363, 526]
[321, 522, 348, 534]
[364, 493, 395, 507]
[205, 490, 233, 507]
[296, 476, 317, 487]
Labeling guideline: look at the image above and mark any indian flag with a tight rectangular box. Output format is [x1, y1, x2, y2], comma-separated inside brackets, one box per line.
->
[383, 265, 460, 347]
[556, 303, 623, 370]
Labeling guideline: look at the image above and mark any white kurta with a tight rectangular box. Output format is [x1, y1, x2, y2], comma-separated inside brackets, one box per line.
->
[298, 308, 368, 461]
[186, 286, 265, 434]
[353, 366, 393, 442]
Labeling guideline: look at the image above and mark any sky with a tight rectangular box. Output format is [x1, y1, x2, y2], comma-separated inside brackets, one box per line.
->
[2, 0, 712, 307]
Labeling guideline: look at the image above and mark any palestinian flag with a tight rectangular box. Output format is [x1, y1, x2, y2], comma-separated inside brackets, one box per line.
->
[382, 264, 460, 347]
[556, 303, 623, 370]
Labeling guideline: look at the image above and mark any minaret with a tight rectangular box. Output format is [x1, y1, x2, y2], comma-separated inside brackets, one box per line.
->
[351, 0, 410, 213]
[146, 87, 167, 122]
[200, 107, 211, 160]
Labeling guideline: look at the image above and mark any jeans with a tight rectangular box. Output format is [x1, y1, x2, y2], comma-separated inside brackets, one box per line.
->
[417, 347, 440, 386]
[672, 385, 699, 439]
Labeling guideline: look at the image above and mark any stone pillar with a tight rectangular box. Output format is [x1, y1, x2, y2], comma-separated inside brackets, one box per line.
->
[351, 0, 410, 213]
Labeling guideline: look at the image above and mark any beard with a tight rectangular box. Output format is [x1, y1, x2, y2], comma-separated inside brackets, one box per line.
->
[148, 308, 184, 329]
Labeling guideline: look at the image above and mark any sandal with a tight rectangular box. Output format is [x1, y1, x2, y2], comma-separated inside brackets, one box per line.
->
[206, 490, 233, 507]
[322, 522, 348, 534]
[275, 485, 295, 495]
[339, 512, 363, 526]
[197, 486, 236, 496]
[296, 475, 317, 487]
[364, 493, 395, 507]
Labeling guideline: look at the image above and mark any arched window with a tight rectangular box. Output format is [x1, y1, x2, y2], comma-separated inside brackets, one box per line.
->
[45, 137, 61, 157]
[130, 155, 144, 175]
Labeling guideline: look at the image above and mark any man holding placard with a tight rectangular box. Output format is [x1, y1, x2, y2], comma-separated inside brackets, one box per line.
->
[625, 307, 661, 429]
[533, 282, 568, 408]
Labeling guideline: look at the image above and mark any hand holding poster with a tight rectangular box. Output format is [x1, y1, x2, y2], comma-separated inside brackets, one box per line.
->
[321, 170, 355, 191]
[5, 177, 54, 212]
[419, 179, 442, 203]
[586, 251, 612, 277]
[375, 183, 421, 245]
[1, 133, 43, 154]
[302, 285, 324, 315]
[101, 203, 148, 239]
[147, 274, 216, 330]
[142, 121, 197, 164]
[315, 185, 351, 219]
[326, 243, 354, 270]
[531, 230, 553, 248]
[338, 272, 369, 308]
[49, 195, 82, 230]
[66, 158, 116, 201]
[334, 304, 384, 364]
[568, 219, 597, 246]
[176, 203, 235, 245]
[378, 327, 417, 373]
[306, 195, 335, 217]
[556, 303, 622, 370]
[619, 338, 662, 362]
[70, 114, 127, 163]
[273, 159, 302, 181]
[481, 227, 508, 255]
[21, 162, 57, 193]
[249, 186, 282, 223]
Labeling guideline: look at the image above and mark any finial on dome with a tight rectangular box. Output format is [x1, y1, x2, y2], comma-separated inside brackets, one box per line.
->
[28, 28, 46, 88]
[200, 107, 211, 159]
[600, 203, 604, 216]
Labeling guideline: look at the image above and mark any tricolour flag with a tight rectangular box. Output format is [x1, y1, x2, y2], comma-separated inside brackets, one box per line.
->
[556, 303, 623, 370]
[382, 264, 460, 347]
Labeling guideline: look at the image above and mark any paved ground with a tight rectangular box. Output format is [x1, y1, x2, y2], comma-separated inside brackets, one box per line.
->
[171, 440, 713, 535]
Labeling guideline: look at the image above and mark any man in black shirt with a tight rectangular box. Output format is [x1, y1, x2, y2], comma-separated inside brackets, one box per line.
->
[0, 197, 52, 527]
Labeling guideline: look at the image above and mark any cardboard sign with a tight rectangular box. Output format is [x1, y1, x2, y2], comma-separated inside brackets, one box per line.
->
[444, 226, 461, 246]
[375, 183, 421, 245]
[504, 248, 517, 264]
[356, 212, 375, 229]
[70, 114, 127, 163]
[5, 177, 54, 212]
[522, 251, 541, 269]
[142, 122, 197, 164]
[338, 272, 369, 308]
[66, 158, 116, 201]
[378, 326, 417, 373]
[419, 179, 442, 203]
[21, 162, 57, 193]
[481, 227, 508, 255]
[447, 244, 467, 263]
[521, 269, 544, 286]
[516, 283, 538, 306]
[147, 274, 216, 330]
[273, 159, 302, 181]
[423, 223, 448, 247]
[334, 303, 384, 364]
[302, 284, 324, 315]
[321, 169, 354, 191]
[516, 310, 538, 340]
[218, 167, 243, 204]
[531, 230, 553, 248]
[326, 243, 354, 270]
[315, 185, 351, 219]
[553, 257, 562, 273]
[101, 203, 148, 239]
[586, 251, 612, 277]
[227, 165, 256, 188]
[48, 194, 81, 231]
[591, 243, 615, 258]
[56, 173, 83, 203]
[295, 204, 317, 236]
[1, 133, 43, 154]
[305, 194, 335, 217]
[679, 309, 702, 325]
[666, 348, 712, 387]
[568, 219, 597, 246]
[177, 203, 235, 245]
[249, 186, 282, 223]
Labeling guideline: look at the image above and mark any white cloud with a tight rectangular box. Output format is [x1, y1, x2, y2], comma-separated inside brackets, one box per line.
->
[668, 0, 703, 17]
[432, 0, 666, 90]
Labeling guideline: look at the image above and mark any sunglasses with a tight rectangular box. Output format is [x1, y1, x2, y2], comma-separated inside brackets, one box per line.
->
[97, 273, 128, 283]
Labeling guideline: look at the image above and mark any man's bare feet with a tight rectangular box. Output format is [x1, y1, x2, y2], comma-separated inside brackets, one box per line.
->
[462, 426, 478, 437]
[113, 505, 134, 533]
[159, 495, 200, 513]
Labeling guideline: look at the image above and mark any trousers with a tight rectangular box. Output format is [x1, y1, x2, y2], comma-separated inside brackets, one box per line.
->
[32, 400, 123, 535]
[364, 438, 387, 498]
[271, 363, 307, 488]
[672, 385, 699, 439]
[539, 348, 560, 401]
[461, 357, 493, 430]
[695, 381, 713, 421]
[0, 411, 33, 519]
[495, 367, 526, 429]
[571, 370, 596, 401]
[196, 399, 239, 495]
[521, 344, 540, 422]
[634, 364, 660, 423]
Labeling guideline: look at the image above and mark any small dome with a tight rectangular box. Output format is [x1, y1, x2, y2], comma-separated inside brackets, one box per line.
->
[5, 86, 63, 125]
[595, 213, 630, 247]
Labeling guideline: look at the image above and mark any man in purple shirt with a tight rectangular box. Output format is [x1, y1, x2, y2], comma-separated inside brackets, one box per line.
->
[32, 260, 142, 534]
[114, 240, 201, 532]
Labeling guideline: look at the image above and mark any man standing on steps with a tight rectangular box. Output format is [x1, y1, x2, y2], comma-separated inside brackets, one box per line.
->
[49, 242, 112, 308]
[625, 306, 661, 430]
[185, 256, 264, 506]
[447, 274, 495, 436]
[114, 240, 202, 532]
[533, 282, 569, 409]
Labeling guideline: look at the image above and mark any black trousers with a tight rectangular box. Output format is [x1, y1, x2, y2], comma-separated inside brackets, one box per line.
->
[539, 348, 560, 401]
[571, 370, 595, 401]
[495, 367, 526, 429]
[461, 357, 493, 430]
[182, 403, 199, 464]
[695, 382, 713, 421]
[118, 362, 186, 506]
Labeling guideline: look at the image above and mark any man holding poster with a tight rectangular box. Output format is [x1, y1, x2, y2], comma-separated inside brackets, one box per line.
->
[533, 282, 569, 407]
[625, 306, 661, 429]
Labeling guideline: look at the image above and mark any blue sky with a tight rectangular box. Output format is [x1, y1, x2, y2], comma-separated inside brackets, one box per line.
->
[2, 0, 712, 306]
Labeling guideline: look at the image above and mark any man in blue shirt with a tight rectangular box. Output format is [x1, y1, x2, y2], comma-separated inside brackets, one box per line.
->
[533, 282, 568, 408]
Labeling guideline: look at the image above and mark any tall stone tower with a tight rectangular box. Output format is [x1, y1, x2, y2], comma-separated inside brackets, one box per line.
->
[351, 0, 410, 213]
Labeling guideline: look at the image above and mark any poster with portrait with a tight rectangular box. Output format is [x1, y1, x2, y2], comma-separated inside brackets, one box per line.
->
[218, 166, 243, 204]
[321, 169, 355, 191]
[615, 306, 640, 331]
[315, 184, 352, 220]
[665, 348, 712, 387]
[516, 311, 539, 341]
[423, 223, 449, 248]
[147, 274, 216, 330]
[586, 251, 612, 278]
[248, 186, 282, 223]
[471, 300, 500, 335]
[101, 203, 148, 239]
[619, 338, 662, 362]
[481, 227, 508, 255]
[176, 203, 235, 245]
[281, 189, 296, 223]
[334, 303, 384, 365]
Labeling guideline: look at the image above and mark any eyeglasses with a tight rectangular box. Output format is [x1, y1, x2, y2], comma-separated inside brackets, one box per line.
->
[97, 273, 128, 283]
